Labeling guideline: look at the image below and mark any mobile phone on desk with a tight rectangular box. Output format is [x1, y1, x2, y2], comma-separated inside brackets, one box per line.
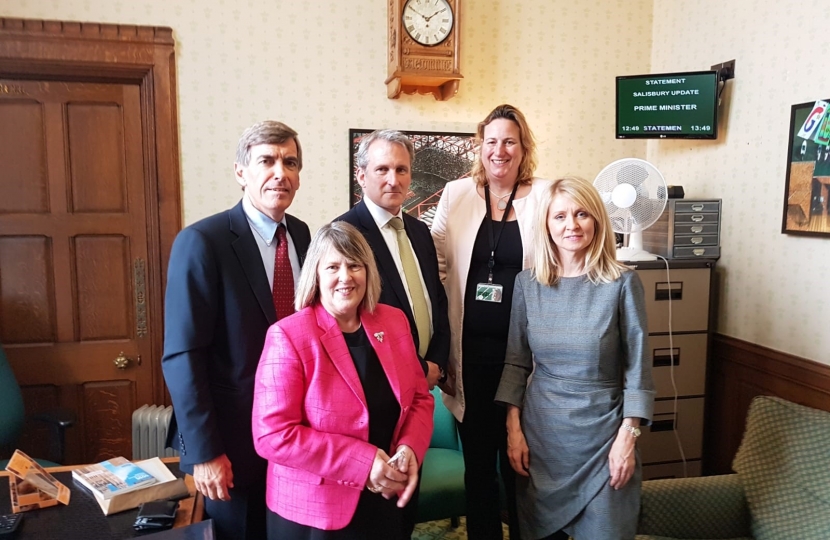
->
[386, 449, 407, 468]
[0, 513, 22, 537]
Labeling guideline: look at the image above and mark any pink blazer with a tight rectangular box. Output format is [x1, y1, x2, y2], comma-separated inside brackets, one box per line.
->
[252, 302, 434, 531]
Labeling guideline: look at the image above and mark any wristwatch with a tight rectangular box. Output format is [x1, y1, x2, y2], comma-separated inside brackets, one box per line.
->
[622, 423, 641, 438]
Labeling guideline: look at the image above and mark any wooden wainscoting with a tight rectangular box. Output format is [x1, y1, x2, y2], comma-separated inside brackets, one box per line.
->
[703, 334, 830, 475]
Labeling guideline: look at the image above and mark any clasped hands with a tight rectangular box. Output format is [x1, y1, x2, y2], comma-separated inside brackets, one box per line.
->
[365, 445, 419, 508]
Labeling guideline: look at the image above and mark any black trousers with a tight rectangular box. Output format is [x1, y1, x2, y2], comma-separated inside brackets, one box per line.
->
[457, 363, 521, 540]
[204, 481, 266, 540]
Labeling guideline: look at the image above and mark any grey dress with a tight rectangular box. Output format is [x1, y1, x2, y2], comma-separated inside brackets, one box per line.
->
[495, 269, 655, 540]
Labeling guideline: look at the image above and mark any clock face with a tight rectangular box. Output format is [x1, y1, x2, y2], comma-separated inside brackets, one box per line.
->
[402, 0, 454, 47]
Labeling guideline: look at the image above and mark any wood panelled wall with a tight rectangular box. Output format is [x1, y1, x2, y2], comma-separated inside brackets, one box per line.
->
[703, 334, 830, 475]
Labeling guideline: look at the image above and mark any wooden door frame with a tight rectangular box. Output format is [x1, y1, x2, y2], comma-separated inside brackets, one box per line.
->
[0, 17, 182, 407]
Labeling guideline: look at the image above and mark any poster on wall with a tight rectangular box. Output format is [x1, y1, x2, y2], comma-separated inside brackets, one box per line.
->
[782, 99, 830, 236]
[349, 129, 476, 227]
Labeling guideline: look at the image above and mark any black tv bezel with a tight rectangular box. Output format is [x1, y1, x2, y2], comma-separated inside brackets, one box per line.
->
[616, 69, 719, 140]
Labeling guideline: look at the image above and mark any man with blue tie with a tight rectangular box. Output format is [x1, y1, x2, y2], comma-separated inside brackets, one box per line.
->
[162, 121, 311, 540]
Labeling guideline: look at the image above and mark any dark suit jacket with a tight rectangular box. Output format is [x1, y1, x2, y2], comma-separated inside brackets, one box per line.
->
[336, 201, 449, 374]
[162, 200, 311, 487]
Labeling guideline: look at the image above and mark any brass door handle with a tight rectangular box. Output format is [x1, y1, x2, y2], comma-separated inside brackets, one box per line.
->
[114, 352, 130, 369]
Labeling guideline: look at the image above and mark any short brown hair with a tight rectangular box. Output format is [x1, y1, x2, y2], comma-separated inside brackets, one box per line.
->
[470, 104, 538, 186]
[235, 120, 302, 170]
[294, 222, 381, 313]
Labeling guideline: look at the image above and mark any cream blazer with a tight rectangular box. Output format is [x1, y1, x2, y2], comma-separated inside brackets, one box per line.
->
[431, 176, 550, 421]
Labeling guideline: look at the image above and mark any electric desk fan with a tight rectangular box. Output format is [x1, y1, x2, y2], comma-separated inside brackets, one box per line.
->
[593, 158, 668, 261]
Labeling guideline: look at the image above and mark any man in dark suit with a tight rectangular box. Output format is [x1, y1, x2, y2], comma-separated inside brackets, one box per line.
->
[162, 121, 311, 540]
[336, 129, 450, 536]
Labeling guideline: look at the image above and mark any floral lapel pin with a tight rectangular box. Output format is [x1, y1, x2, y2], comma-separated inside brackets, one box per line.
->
[374, 332, 384, 343]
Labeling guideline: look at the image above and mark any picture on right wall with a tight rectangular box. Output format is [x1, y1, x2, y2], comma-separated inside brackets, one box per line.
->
[782, 99, 830, 236]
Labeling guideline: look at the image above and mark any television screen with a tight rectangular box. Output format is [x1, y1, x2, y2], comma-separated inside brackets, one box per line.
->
[616, 70, 719, 139]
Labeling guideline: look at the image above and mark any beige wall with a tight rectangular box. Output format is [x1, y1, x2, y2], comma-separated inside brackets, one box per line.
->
[649, 0, 830, 364]
[4, 1, 826, 365]
[0, 0, 651, 228]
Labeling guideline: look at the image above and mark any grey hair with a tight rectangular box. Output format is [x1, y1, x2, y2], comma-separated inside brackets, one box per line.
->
[294, 221, 381, 313]
[355, 129, 415, 170]
[235, 121, 302, 170]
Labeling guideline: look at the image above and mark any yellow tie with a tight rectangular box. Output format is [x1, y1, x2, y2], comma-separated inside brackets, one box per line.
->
[389, 217, 430, 358]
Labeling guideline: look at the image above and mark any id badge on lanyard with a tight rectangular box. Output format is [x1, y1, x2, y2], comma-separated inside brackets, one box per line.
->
[475, 183, 518, 304]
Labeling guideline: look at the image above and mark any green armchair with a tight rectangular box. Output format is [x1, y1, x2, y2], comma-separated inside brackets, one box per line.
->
[0, 343, 73, 468]
[636, 396, 830, 540]
[417, 387, 465, 526]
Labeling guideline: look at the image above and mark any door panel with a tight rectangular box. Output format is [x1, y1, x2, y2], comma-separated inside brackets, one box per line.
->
[0, 79, 152, 463]
[0, 100, 48, 213]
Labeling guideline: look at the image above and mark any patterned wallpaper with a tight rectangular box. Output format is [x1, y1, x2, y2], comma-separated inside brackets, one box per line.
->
[8, 1, 824, 365]
[1, 0, 652, 229]
[650, 0, 829, 364]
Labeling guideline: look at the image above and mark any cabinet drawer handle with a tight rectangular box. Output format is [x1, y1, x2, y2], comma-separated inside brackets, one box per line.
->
[692, 248, 706, 256]
[650, 418, 676, 432]
[655, 281, 682, 301]
[691, 204, 705, 211]
[653, 348, 680, 367]
[691, 236, 704, 244]
[691, 214, 704, 222]
[690, 225, 703, 233]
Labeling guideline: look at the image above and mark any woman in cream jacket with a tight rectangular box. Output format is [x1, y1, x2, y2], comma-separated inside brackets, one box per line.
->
[431, 104, 548, 540]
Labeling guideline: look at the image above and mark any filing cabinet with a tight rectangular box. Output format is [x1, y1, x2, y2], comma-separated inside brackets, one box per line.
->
[634, 260, 714, 480]
[642, 199, 722, 259]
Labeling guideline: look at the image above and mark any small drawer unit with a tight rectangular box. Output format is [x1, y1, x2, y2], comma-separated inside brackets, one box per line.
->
[643, 199, 722, 259]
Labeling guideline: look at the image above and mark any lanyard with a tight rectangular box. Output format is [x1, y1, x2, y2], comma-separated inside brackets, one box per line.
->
[484, 182, 519, 284]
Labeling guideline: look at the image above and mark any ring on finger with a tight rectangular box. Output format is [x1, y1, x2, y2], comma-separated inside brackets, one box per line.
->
[367, 485, 382, 493]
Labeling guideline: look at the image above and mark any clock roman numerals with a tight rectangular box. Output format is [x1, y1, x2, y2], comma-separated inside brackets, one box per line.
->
[401, 0, 454, 47]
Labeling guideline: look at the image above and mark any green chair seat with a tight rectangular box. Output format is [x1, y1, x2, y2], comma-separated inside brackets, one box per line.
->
[416, 388, 465, 525]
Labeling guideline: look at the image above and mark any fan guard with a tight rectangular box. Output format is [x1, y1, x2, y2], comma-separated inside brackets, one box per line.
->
[593, 158, 668, 261]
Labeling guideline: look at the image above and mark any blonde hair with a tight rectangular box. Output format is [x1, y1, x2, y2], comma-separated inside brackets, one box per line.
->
[532, 176, 629, 286]
[294, 222, 381, 313]
[470, 104, 538, 187]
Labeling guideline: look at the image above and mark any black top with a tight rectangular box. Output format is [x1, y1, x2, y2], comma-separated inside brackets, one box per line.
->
[266, 328, 405, 540]
[343, 327, 400, 450]
[462, 219, 523, 365]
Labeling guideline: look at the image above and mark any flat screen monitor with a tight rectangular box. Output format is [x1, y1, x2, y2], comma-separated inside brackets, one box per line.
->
[616, 70, 719, 139]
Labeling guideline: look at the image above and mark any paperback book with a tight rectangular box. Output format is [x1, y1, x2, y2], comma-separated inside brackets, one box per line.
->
[74, 457, 189, 516]
[72, 457, 156, 499]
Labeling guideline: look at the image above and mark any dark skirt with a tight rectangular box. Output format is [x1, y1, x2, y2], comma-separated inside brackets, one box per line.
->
[266, 490, 405, 540]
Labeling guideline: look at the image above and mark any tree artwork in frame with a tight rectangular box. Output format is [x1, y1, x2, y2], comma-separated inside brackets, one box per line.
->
[349, 129, 476, 227]
[782, 99, 830, 236]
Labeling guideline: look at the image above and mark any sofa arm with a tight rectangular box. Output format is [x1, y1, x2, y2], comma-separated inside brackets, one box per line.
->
[637, 474, 751, 539]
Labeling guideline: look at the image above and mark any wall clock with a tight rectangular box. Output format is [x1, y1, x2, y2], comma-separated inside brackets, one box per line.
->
[386, 0, 463, 101]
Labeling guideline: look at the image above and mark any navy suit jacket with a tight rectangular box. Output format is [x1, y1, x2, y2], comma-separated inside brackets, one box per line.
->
[162, 201, 311, 487]
[336, 201, 449, 374]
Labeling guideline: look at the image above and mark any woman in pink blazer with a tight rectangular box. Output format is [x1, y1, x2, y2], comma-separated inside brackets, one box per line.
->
[252, 221, 434, 540]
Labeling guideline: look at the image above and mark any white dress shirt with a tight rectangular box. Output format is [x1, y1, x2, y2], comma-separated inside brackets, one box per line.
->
[362, 196, 433, 331]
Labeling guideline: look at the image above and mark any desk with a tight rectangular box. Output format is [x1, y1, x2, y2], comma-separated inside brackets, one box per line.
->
[0, 458, 205, 539]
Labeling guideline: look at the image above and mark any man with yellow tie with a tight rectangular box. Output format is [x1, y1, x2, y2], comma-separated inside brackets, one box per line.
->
[336, 129, 450, 535]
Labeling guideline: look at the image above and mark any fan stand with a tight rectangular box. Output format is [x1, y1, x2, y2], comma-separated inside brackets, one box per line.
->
[616, 231, 658, 262]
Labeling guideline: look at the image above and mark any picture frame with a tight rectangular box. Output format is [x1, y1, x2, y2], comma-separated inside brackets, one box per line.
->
[781, 99, 830, 236]
[349, 129, 476, 225]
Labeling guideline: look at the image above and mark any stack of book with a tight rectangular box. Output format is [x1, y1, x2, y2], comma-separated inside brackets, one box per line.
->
[72, 456, 188, 515]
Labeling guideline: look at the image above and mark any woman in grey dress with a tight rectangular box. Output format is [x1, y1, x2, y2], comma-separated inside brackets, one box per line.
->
[495, 176, 655, 540]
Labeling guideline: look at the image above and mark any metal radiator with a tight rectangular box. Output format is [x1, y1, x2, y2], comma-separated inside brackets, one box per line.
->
[131, 405, 178, 460]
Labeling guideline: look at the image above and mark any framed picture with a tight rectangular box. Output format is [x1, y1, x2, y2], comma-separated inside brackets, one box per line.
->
[782, 99, 830, 236]
[349, 129, 476, 226]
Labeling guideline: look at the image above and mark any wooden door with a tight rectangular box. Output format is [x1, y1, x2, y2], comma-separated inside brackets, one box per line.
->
[0, 79, 153, 462]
